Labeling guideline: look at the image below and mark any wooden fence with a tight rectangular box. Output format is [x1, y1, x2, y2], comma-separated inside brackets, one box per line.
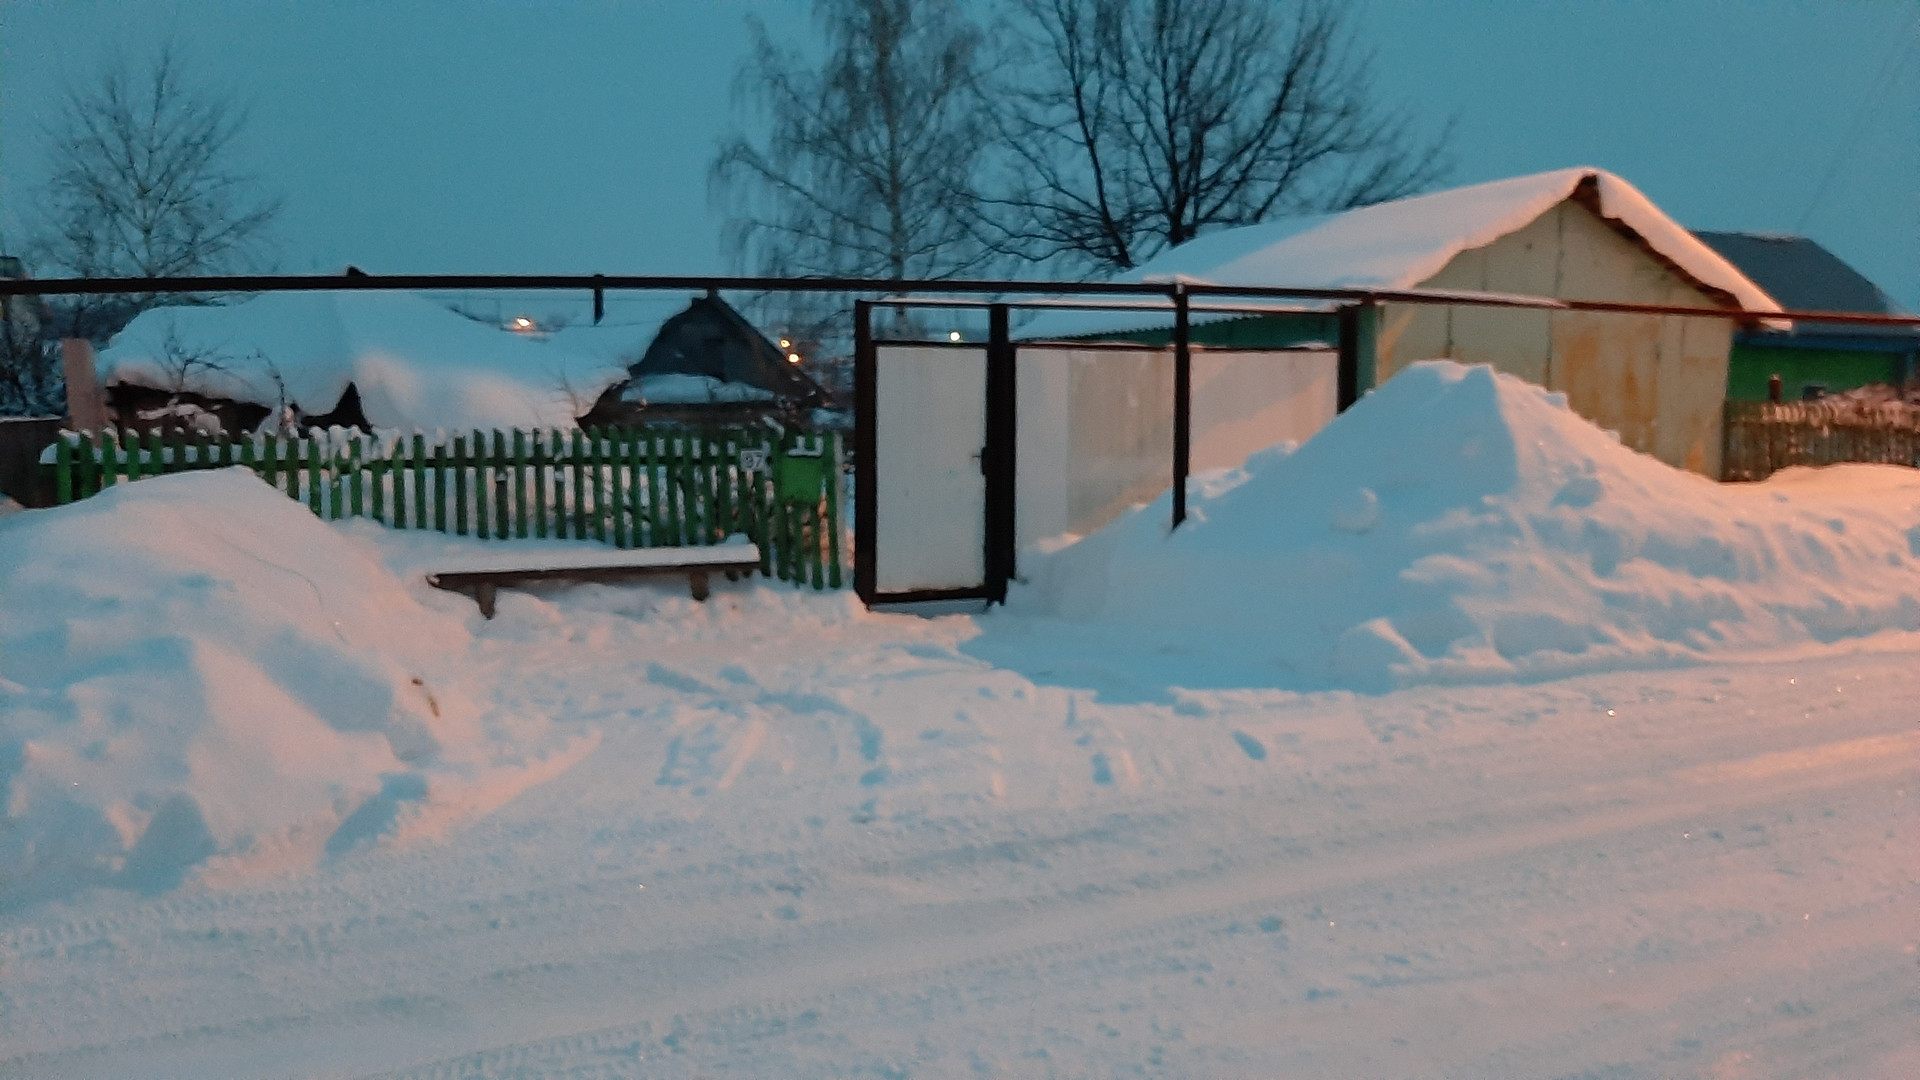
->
[1722, 399, 1920, 482]
[50, 425, 844, 588]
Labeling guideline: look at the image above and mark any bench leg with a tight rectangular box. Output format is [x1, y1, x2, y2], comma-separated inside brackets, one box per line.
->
[689, 569, 710, 602]
[475, 582, 498, 619]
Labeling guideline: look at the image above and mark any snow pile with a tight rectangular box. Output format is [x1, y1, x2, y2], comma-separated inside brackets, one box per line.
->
[622, 372, 779, 405]
[0, 469, 586, 906]
[1011, 361, 1920, 691]
[1021, 167, 1781, 340]
[98, 291, 627, 431]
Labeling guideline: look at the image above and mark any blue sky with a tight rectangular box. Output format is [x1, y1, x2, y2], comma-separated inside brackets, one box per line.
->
[3, 0, 1915, 310]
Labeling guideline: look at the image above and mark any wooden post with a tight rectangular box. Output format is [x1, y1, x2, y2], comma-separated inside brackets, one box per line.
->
[513, 429, 529, 539]
[54, 434, 72, 504]
[61, 339, 108, 432]
[571, 429, 587, 540]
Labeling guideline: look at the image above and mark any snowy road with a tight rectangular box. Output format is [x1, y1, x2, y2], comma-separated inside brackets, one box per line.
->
[4, 587, 1916, 1079]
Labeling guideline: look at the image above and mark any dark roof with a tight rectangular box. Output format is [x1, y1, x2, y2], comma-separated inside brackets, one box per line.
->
[633, 295, 826, 401]
[1691, 231, 1904, 315]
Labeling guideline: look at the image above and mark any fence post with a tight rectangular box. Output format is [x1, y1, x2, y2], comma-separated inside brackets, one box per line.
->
[826, 432, 843, 589]
[307, 434, 324, 516]
[496, 428, 509, 538]
[54, 434, 72, 504]
[1171, 284, 1191, 530]
[513, 429, 529, 539]
[568, 424, 583, 534]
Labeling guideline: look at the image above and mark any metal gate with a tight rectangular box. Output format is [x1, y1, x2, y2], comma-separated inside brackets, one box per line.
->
[854, 302, 1015, 605]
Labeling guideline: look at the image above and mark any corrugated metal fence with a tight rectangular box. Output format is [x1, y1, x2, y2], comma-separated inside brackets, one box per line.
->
[50, 425, 844, 588]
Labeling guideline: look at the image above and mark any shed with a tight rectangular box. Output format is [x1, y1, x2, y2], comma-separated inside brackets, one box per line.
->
[1023, 167, 1784, 478]
[1691, 231, 1918, 401]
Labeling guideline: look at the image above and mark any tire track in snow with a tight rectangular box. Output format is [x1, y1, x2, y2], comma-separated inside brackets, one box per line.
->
[342, 728, 1920, 1080]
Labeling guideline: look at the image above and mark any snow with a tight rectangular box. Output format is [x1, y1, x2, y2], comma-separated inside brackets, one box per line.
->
[1021, 167, 1783, 340]
[3, 364, 1919, 1077]
[1004, 361, 1920, 692]
[419, 534, 758, 575]
[622, 372, 779, 405]
[97, 291, 628, 431]
[0, 469, 592, 908]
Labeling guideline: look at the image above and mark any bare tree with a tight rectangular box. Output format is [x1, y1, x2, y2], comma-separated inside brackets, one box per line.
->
[987, 0, 1449, 272]
[0, 297, 59, 416]
[26, 44, 280, 339]
[712, 0, 998, 293]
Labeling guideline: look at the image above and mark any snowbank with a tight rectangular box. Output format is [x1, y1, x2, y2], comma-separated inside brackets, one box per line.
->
[98, 292, 627, 431]
[623, 372, 779, 405]
[1009, 361, 1920, 691]
[0, 470, 585, 906]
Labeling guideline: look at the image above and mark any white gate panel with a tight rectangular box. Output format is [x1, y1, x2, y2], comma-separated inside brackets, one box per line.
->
[875, 345, 987, 593]
[1014, 345, 1338, 548]
[1191, 347, 1338, 472]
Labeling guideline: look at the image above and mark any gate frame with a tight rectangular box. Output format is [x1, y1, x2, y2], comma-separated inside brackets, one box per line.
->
[853, 292, 1372, 608]
[853, 299, 1018, 606]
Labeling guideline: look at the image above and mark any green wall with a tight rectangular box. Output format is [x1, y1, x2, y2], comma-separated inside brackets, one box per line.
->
[1726, 343, 1902, 401]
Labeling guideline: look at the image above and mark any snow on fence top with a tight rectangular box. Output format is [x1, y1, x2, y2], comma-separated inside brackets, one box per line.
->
[98, 291, 629, 432]
[1020, 167, 1784, 340]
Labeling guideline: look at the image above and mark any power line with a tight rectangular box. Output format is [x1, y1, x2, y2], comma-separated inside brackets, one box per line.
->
[1796, 10, 1920, 233]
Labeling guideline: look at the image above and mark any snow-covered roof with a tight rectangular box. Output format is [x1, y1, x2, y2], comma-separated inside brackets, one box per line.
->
[1020, 167, 1782, 340]
[98, 292, 628, 432]
[621, 373, 779, 406]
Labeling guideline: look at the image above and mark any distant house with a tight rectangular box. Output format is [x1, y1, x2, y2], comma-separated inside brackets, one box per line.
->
[1691, 231, 1918, 401]
[96, 291, 626, 434]
[1023, 167, 1784, 478]
[579, 293, 830, 427]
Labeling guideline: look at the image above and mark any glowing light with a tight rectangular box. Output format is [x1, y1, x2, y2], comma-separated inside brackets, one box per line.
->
[778, 338, 792, 349]
[509, 316, 536, 332]
[786, 352, 802, 364]
[949, 331, 962, 342]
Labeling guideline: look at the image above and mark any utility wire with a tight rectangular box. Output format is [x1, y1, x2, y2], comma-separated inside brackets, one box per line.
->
[1796, 10, 1920, 233]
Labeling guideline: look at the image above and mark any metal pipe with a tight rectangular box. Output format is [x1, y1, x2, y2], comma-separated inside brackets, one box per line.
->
[4, 270, 1915, 328]
[1172, 285, 1191, 530]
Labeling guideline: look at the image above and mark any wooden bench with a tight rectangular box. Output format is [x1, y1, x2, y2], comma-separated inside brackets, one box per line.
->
[426, 542, 763, 618]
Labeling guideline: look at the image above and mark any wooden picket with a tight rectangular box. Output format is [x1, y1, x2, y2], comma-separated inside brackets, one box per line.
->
[48, 424, 846, 589]
[1723, 399, 1920, 482]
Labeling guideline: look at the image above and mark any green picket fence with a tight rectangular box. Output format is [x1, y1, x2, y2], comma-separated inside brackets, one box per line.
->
[51, 425, 844, 589]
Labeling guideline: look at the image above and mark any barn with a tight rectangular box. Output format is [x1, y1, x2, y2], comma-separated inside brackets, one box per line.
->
[1023, 167, 1784, 479]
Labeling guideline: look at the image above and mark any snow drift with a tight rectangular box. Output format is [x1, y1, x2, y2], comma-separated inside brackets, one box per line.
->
[1010, 361, 1920, 691]
[0, 470, 584, 906]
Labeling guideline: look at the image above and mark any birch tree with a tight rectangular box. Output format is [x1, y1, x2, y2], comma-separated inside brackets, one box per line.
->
[27, 45, 280, 339]
[711, 0, 996, 286]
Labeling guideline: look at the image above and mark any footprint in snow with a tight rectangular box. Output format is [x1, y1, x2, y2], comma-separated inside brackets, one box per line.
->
[1231, 731, 1268, 761]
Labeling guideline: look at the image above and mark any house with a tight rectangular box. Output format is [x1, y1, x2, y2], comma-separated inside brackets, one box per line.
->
[96, 291, 627, 434]
[1022, 167, 1785, 479]
[1691, 231, 1918, 401]
[576, 293, 830, 427]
